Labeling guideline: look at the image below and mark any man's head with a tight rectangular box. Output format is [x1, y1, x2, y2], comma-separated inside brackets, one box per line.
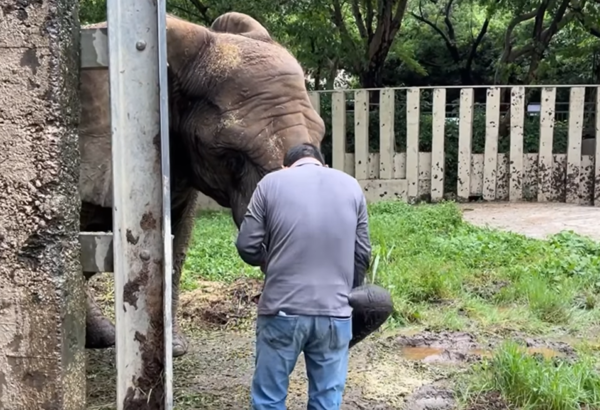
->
[283, 143, 325, 168]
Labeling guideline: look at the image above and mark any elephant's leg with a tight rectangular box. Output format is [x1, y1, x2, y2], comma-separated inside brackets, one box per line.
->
[80, 203, 117, 348]
[171, 189, 199, 357]
[84, 271, 116, 348]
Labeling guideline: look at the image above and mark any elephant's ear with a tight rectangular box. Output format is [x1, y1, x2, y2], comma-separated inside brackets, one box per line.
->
[210, 12, 272, 43]
[165, 15, 212, 77]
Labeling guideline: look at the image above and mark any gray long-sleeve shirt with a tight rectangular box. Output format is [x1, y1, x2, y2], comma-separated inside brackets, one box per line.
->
[235, 157, 371, 317]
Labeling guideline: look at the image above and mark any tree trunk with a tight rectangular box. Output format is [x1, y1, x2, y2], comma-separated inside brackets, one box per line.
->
[459, 68, 473, 86]
[0, 0, 86, 409]
[314, 66, 322, 91]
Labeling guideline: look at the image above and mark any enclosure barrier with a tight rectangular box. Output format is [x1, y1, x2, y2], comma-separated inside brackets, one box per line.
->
[78, 0, 173, 408]
[306, 86, 600, 206]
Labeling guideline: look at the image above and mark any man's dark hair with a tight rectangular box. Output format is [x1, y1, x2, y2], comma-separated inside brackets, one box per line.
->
[283, 143, 325, 167]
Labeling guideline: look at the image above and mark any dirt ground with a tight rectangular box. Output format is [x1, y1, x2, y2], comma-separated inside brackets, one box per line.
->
[86, 277, 439, 409]
[87, 278, 450, 409]
[86, 202, 598, 409]
[85, 275, 576, 410]
[460, 202, 600, 241]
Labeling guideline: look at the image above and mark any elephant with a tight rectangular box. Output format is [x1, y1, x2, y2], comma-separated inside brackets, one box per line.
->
[79, 12, 393, 358]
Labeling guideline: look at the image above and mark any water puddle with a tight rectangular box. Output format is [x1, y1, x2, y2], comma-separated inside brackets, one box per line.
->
[400, 347, 444, 360]
[400, 346, 563, 362]
[526, 347, 563, 359]
[469, 348, 493, 358]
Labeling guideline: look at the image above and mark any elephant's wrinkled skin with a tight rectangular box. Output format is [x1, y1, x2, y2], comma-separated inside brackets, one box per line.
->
[80, 13, 325, 357]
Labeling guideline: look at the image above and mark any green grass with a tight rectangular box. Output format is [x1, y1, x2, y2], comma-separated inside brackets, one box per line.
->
[458, 341, 600, 410]
[181, 210, 263, 289]
[182, 201, 600, 409]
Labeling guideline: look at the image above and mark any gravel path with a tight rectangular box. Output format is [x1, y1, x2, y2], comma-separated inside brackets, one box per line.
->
[460, 202, 600, 240]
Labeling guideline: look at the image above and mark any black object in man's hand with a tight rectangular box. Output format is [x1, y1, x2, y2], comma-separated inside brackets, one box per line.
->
[348, 284, 394, 348]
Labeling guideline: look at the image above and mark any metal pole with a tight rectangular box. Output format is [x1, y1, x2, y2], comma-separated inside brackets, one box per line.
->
[107, 0, 167, 407]
[157, 0, 174, 407]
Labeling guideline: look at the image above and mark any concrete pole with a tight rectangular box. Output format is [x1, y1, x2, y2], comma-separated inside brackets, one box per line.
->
[0, 1, 86, 409]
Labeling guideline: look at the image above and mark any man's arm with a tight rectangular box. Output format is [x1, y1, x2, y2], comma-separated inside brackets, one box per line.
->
[235, 182, 267, 267]
[353, 194, 371, 288]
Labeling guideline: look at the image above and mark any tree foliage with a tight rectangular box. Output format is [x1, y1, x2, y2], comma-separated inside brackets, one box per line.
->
[79, 0, 600, 89]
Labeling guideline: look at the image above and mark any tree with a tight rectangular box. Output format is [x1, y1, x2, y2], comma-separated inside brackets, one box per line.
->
[494, 0, 584, 85]
[409, 0, 499, 85]
[329, 0, 410, 88]
[78, 0, 600, 91]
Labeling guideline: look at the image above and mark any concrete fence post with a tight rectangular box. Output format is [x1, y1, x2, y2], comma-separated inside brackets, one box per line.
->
[0, 1, 85, 409]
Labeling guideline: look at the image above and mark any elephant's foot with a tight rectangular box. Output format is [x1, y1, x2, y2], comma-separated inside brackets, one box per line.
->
[172, 320, 188, 357]
[173, 331, 188, 358]
[85, 290, 116, 348]
[85, 284, 189, 355]
[86, 317, 189, 356]
[86, 317, 116, 349]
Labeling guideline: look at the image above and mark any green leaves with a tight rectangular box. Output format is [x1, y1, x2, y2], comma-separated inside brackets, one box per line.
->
[78, 0, 600, 87]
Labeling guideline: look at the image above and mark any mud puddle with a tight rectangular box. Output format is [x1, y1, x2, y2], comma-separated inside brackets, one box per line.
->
[395, 330, 575, 364]
[399, 345, 565, 363]
[394, 331, 576, 410]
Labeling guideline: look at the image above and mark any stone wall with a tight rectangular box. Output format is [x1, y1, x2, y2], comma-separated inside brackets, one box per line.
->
[0, 1, 85, 408]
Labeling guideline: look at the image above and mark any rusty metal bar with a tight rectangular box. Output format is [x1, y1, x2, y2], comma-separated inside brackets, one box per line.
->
[106, 0, 168, 407]
[79, 233, 174, 274]
[79, 232, 113, 273]
[156, 0, 174, 406]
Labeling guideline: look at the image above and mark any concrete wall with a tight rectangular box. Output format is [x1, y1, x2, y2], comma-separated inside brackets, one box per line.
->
[0, 1, 85, 409]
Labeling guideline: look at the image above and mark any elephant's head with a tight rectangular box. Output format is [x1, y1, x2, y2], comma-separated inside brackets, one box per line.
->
[165, 13, 325, 227]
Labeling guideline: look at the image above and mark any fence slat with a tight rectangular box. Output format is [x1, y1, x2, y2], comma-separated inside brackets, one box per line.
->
[457, 88, 474, 201]
[566, 87, 585, 204]
[509, 86, 525, 201]
[309, 92, 320, 116]
[406, 88, 420, 202]
[483, 87, 500, 200]
[595, 87, 600, 207]
[379, 89, 395, 179]
[332, 91, 346, 171]
[354, 90, 370, 180]
[431, 88, 446, 201]
[537, 87, 556, 202]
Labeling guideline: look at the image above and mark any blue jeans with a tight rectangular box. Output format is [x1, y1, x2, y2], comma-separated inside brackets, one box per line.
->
[251, 313, 352, 410]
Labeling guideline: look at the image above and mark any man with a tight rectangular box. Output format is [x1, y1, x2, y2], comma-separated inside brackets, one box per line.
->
[235, 143, 371, 410]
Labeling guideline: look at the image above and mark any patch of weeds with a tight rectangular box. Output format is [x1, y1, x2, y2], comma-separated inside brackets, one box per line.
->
[524, 276, 574, 324]
[423, 303, 469, 331]
[461, 341, 600, 410]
